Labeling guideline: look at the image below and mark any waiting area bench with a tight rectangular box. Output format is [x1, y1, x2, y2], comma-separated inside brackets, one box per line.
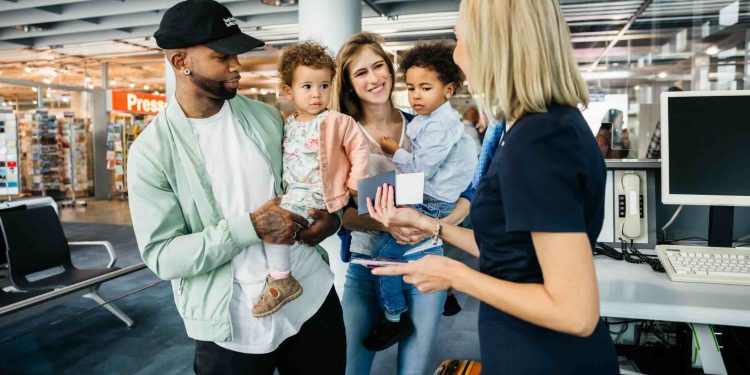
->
[0, 197, 144, 327]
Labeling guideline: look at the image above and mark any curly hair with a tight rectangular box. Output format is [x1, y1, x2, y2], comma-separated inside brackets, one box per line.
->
[278, 40, 336, 86]
[399, 41, 464, 88]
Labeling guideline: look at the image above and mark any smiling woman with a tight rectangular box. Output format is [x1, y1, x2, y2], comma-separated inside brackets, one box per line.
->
[333, 32, 475, 375]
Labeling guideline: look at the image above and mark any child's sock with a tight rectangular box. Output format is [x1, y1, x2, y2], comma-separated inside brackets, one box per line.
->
[269, 270, 291, 280]
[385, 312, 401, 322]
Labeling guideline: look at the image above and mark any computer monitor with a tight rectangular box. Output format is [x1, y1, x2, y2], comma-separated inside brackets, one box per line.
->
[661, 90, 750, 247]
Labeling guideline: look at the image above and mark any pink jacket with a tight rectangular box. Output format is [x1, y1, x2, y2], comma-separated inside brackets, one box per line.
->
[315, 110, 369, 213]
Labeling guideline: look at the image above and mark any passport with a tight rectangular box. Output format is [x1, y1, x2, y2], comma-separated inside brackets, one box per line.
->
[356, 171, 424, 215]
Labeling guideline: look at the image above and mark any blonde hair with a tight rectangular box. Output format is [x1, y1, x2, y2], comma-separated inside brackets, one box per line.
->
[459, 0, 588, 124]
[331, 32, 396, 122]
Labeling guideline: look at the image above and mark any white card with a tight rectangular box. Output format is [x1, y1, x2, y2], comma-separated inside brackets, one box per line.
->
[395, 172, 424, 205]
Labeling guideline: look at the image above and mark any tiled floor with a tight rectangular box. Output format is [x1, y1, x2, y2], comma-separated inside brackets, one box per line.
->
[59, 199, 132, 226]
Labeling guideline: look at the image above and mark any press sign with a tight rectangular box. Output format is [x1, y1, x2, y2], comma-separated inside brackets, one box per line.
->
[111, 91, 167, 115]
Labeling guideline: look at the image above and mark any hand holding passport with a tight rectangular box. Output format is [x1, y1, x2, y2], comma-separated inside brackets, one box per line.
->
[356, 171, 425, 215]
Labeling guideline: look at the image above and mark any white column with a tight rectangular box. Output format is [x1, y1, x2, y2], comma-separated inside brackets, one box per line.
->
[298, 0, 361, 55]
[165, 57, 176, 100]
[299, 0, 361, 299]
[91, 89, 109, 199]
[69, 92, 85, 115]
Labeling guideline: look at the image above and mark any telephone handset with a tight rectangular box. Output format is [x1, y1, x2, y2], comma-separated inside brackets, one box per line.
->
[620, 173, 643, 239]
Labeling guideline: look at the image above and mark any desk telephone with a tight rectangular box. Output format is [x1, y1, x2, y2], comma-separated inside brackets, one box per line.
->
[614, 170, 648, 243]
[596, 170, 663, 271]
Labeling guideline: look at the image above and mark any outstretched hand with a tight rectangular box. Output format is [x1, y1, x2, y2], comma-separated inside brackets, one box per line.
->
[371, 255, 464, 293]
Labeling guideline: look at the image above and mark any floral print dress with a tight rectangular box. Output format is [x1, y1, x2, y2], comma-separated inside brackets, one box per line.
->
[280, 111, 329, 222]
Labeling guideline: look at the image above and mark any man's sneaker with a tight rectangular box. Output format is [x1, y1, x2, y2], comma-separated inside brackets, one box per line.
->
[442, 293, 462, 316]
[363, 314, 415, 351]
[252, 275, 303, 317]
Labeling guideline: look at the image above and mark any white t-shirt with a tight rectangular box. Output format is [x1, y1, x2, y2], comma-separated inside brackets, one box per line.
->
[189, 101, 333, 354]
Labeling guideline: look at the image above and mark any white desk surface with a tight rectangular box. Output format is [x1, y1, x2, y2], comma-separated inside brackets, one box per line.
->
[595, 257, 750, 327]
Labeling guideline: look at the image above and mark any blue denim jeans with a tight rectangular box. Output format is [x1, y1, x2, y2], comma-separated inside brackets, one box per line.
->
[370, 195, 454, 315]
[343, 248, 447, 375]
[412, 195, 456, 219]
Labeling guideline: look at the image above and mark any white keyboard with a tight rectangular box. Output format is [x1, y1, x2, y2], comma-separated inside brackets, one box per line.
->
[656, 245, 750, 286]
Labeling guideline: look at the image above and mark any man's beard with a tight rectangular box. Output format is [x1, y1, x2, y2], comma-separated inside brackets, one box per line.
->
[190, 70, 237, 100]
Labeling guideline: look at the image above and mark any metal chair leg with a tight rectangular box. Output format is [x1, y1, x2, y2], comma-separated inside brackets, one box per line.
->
[83, 290, 134, 328]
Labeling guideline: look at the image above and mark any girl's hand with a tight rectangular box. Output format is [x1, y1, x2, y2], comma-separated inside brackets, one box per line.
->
[371, 255, 464, 293]
[367, 184, 428, 230]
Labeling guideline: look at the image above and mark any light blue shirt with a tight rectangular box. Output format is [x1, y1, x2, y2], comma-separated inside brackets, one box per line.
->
[393, 101, 478, 202]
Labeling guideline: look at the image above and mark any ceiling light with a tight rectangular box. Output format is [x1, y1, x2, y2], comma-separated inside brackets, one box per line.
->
[46, 92, 51, 98]
[84, 76, 92, 82]
[153, 91, 160, 95]
[144, 85, 150, 90]
[33, 100, 37, 105]
[580, 70, 631, 80]
[705, 45, 720, 56]
[110, 80, 117, 85]
[261, 0, 297, 6]
[24, 66, 32, 73]
[42, 78, 51, 84]
[658, 72, 668, 79]
[260, 89, 268, 95]
[129, 83, 136, 88]
[634, 85, 640, 91]
[250, 88, 258, 93]
[20, 25, 43, 33]
[62, 97, 70, 103]
[32, 87, 38, 92]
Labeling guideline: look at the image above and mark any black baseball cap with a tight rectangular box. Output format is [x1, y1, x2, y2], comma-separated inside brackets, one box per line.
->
[154, 0, 265, 55]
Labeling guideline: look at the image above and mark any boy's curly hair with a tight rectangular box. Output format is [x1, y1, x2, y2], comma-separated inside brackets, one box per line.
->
[278, 40, 336, 86]
[399, 41, 464, 88]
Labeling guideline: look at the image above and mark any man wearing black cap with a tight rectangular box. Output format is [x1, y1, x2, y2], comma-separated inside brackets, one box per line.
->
[127, 1, 345, 373]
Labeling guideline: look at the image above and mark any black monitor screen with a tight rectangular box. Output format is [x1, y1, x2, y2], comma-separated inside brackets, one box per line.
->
[667, 95, 750, 197]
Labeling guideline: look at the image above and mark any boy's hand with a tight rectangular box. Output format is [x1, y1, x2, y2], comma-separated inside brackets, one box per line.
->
[379, 136, 399, 155]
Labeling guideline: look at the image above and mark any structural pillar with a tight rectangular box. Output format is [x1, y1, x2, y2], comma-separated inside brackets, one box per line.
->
[69, 92, 85, 116]
[298, 0, 361, 55]
[102, 62, 109, 91]
[298, 0, 361, 298]
[91, 61, 111, 199]
[36, 86, 43, 109]
[91, 90, 109, 200]
[165, 57, 176, 100]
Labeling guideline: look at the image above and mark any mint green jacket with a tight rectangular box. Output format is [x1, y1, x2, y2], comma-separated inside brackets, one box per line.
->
[127, 95, 328, 342]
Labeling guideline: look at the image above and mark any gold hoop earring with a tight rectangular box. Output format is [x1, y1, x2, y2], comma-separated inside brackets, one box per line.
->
[183, 68, 191, 76]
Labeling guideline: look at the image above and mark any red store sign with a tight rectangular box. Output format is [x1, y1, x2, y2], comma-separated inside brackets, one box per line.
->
[110, 91, 167, 115]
